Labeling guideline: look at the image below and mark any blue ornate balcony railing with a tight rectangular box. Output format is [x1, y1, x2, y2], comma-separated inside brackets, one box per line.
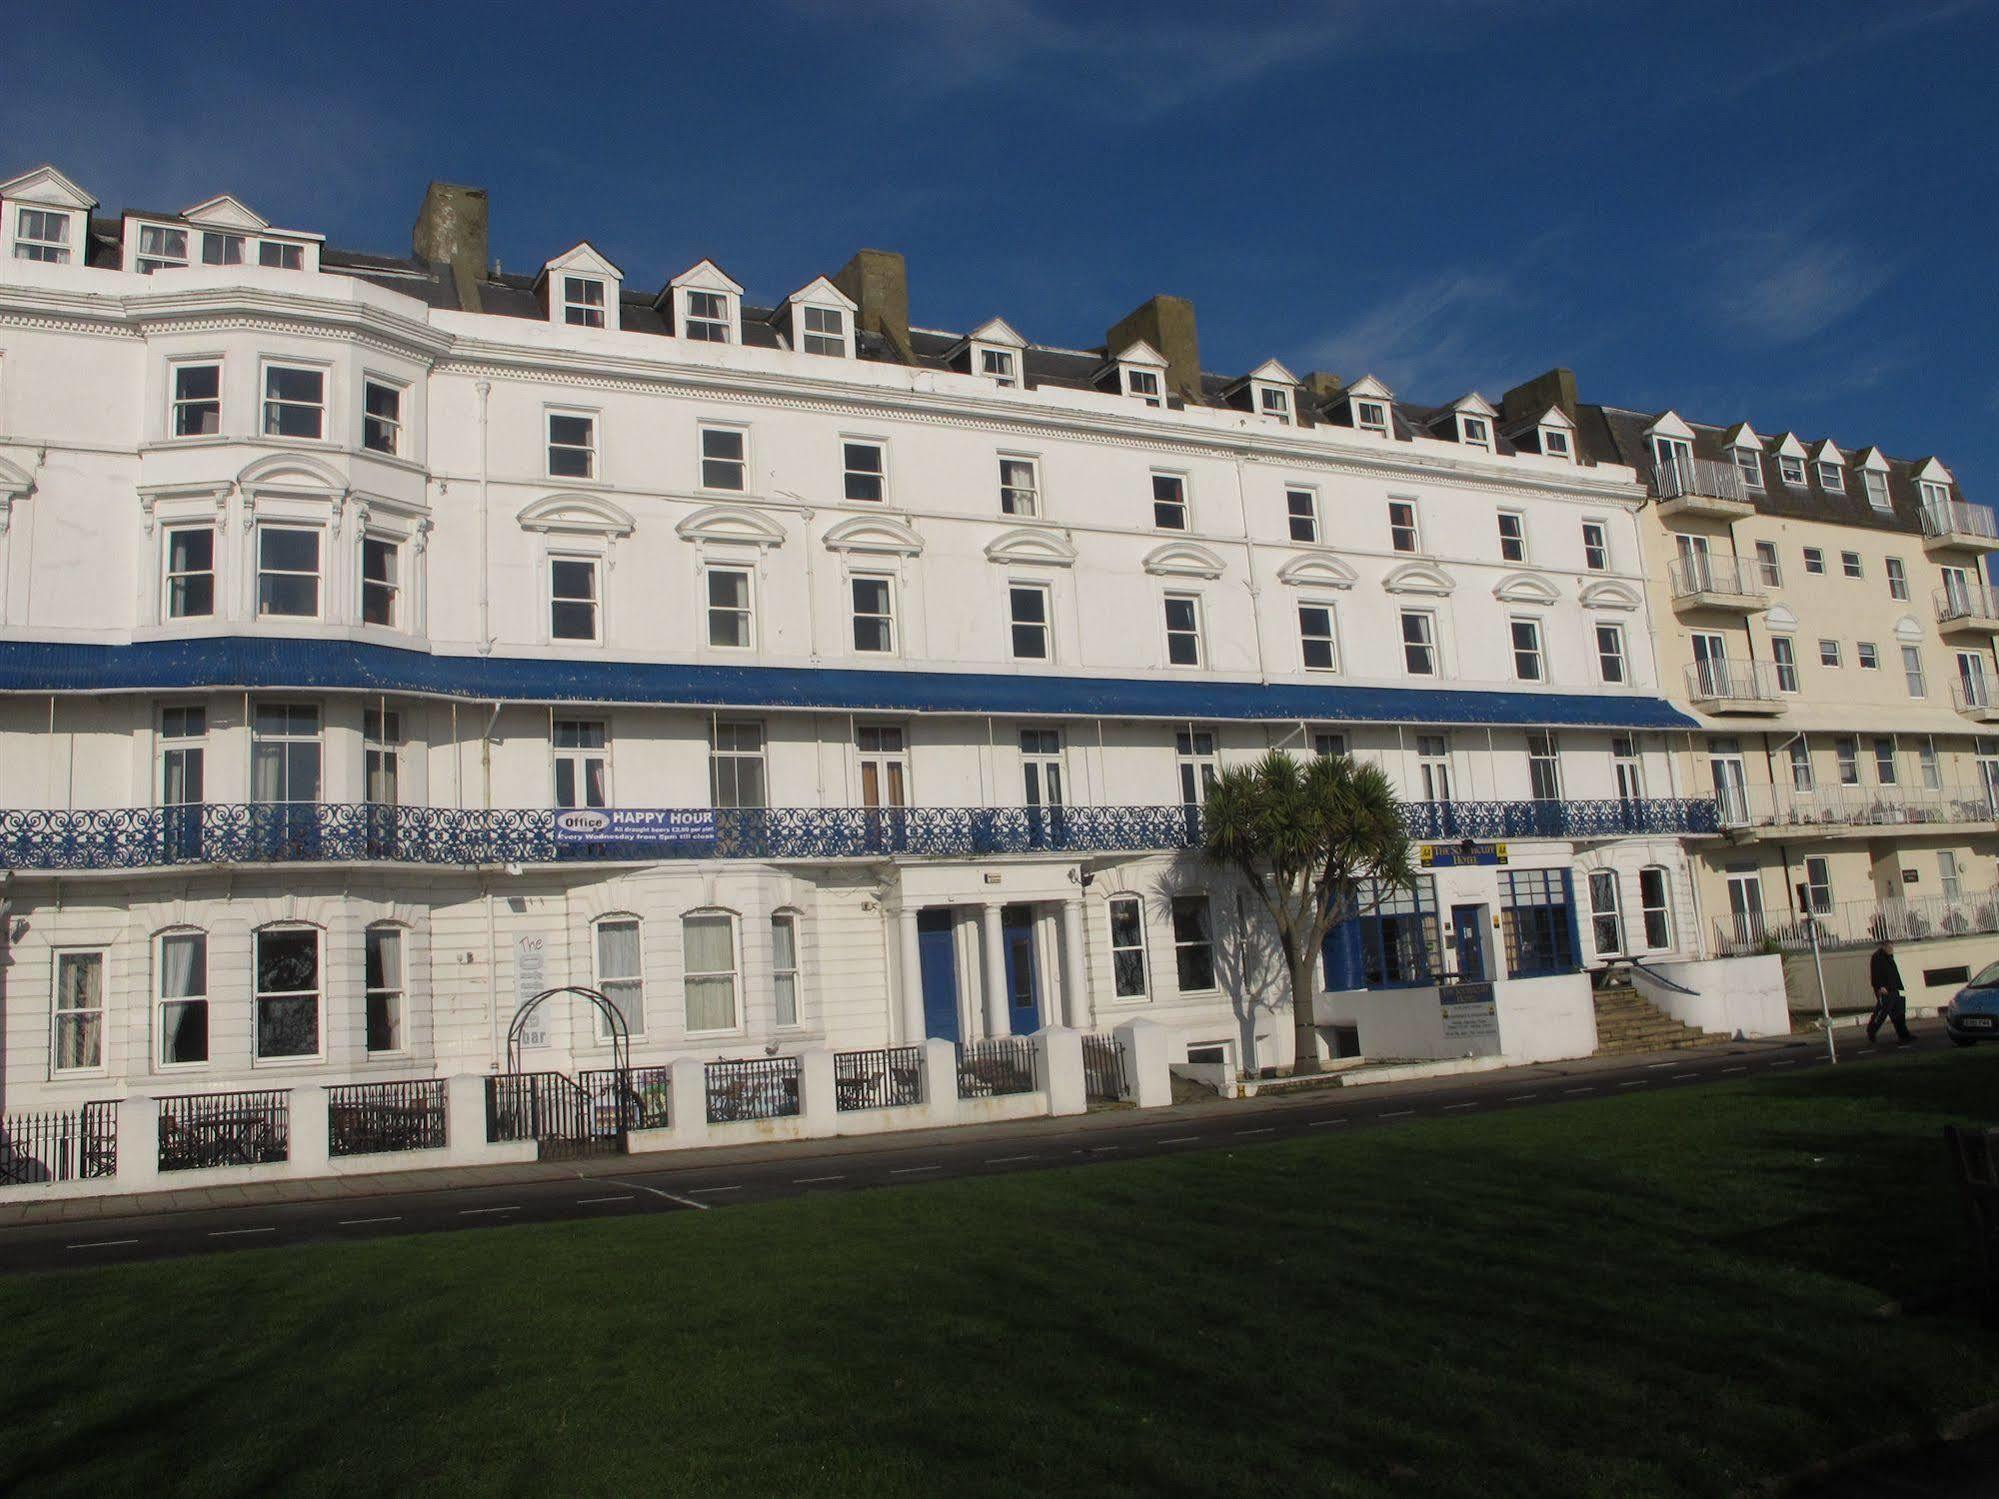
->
[0, 797, 1718, 872]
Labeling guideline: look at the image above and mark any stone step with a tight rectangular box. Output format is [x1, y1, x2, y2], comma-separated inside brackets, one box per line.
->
[1589, 982, 1725, 1055]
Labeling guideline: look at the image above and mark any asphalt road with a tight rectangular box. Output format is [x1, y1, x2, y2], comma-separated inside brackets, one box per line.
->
[0, 1025, 1946, 1276]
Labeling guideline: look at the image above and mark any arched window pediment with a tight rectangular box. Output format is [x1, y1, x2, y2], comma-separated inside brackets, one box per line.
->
[1579, 580, 1641, 611]
[1382, 561, 1456, 596]
[1276, 553, 1358, 590]
[237, 452, 348, 498]
[984, 527, 1077, 567]
[1493, 571, 1561, 606]
[676, 505, 786, 549]
[517, 493, 636, 538]
[823, 515, 924, 556]
[1893, 614, 1924, 643]
[1141, 541, 1227, 579]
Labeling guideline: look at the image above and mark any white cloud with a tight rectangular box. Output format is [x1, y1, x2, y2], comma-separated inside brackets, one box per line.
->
[1703, 231, 1893, 345]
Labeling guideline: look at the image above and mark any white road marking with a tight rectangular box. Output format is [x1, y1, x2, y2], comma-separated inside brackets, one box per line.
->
[1088, 1145, 1120, 1153]
[984, 1154, 1040, 1164]
[1771, 1060, 1799, 1068]
[1234, 1127, 1275, 1136]
[1379, 1109, 1417, 1118]
[339, 1216, 402, 1226]
[1443, 1102, 1478, 1111]
[1618, 1081, 1647, 1089]
[1508, 1093, 1541, 1102]
[1562, 1087, 1594, 1095]
[458, 1206, 519, 1216]
[687, 1185, 742, 1195]
[1155, 1137, 1201, 1145]
[67, 1238, 138, 1250]
[793, 1174, 847, 1184]
[576, 1195, 635, 1205]
[890, 1165, 940, 1175]
[1646, 1062, 1675, 1070]
[207, 1227, 276, 1237]
[1306, 1118, 1349, 1128]
[1722, 1065, 1748, 1073]
[602, 1178, 712, 1211]
[1674, 1073, 1700, 1081]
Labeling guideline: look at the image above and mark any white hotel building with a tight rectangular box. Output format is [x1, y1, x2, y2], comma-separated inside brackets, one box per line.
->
[0, 164, 1732, 1182]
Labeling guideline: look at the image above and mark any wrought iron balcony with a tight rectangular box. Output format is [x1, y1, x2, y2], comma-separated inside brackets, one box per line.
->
[0, 795, 1722, 873]
[1935, 582, 1999, 635]
[1684, 658, 1786, 715]
[1920, 499, 1999, 554]
[1655, 456, 1755, 518]
[1667, 556, 1767, 613]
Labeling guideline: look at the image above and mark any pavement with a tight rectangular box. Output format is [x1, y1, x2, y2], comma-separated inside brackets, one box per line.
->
[0, 1021, 1947, 1276]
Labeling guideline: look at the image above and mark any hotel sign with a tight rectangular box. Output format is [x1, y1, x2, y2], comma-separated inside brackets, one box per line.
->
[1420, 842, 1509, 868]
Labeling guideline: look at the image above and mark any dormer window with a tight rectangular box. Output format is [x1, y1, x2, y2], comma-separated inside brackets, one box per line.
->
[1112, 341, 1170, 407]
[1126, 368, 1162, 406]
[1257, 385, 1293, 424]
[1732, 446, 1764, 489]
[201, 232, 245, 266]
[800, 305, 845, 356]
[1779, 454, 1806, 486]
[1863, 469, 1891, 510]
[686, 291, 731, 342]
[1652, 434, 1694, 485]
[14, 207, 70, 263]
[1920, 478, 1951, 509]
[562, 276, 606, 328]
[1541, 427, 1572, 460]
[1355, 400, 1388, 434]
[1459, 415, 1491, 450]
[1818, 460, 1845, 492]
[136, 223, 188, 273]
[259, 240, 303, 270]
[981, 348, 1017, 386]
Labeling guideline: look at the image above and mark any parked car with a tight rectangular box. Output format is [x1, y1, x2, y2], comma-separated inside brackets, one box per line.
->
[1944, 962, 1999, 1046]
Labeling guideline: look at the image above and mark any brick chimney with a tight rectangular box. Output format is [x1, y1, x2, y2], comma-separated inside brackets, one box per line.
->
[1501, 367, 1579, 426]
[1106, 295, 1201, 405]
[413, 181, 489, 314]
[833, 249, 914, 363]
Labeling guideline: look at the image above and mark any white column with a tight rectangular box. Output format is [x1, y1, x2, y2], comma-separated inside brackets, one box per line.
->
[980, 902, 1011, 1039]
[897, 906, 926, 1044]
[1060, 896, 1093, 1031]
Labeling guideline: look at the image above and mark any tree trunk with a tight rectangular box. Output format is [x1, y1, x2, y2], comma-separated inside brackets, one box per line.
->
[1289, 952, 1322, 1075]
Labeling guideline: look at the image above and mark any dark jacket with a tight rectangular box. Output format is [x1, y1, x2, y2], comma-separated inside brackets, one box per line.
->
[1871, 947, 1904, 994]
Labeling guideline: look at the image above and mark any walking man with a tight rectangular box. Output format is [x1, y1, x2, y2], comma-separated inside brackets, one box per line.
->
[1867, 938, 1914, 1045]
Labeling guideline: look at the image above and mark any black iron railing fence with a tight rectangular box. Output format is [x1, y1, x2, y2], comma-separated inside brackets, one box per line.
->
[0, 1100, 117, 1186]
[1081, 1034, 1128, 1104]
[327, 1080, 448, 1157]
[485, 1071, 590, 1144]
[158, 1089, 290, 1171]
[579, 1066, 673, 1132]
[957, 1038, 1037, 1099]
[705, 1057, 801, 1123]
[833, 1046, 925, 1111]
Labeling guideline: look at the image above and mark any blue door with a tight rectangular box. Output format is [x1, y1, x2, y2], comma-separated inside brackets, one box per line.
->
[917, 909, 960, 1042]
[1002, 906, 1042, 1034]
[1451, 904, 1487, 982]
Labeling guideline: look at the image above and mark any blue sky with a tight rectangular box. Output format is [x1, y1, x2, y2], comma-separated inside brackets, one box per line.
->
[9, 0, 1997, 487]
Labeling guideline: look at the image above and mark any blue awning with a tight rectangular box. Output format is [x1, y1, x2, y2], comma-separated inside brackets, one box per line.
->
[0, 637, 1699, 730]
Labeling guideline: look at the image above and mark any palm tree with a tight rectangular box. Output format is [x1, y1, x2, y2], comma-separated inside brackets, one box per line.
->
[1201, 748, 1415, 1074]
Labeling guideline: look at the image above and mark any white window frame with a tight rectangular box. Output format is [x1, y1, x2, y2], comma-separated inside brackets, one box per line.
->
[699, 423, 749, 493]
[169, 358, 222, 439]
[978, 347, 1018, 387]
[1772, 634, 1800, 693]
[851, 572, 897, 655]
[561, 275, 607, 328]
[1170, 895, 1218, 994]
[1416, 733, 1453, 800]
[1122, 366, 1163, 407]
[163, 523, 217, 620]
[252, 924, 324, 1064]
[1595, 621, 1628, 685]
[260, 360, 327, 441]
[364, 924, 407, 1056]
[1354, 398, 1389, 434]
[1510, 615, 1546, 683]
[201, 231, 245, 266]
[362, 376, 404, 456]
[1857, 642, 1879, 671]
[1841, 550, 1863, 580]
[156, 929, 209, 1071]
[1286, 486, 1319, 543]
[1818, 460, 1845, 493]
[1732, 445, 1764, 490]
[1256, 383, 1294, 424]
[548, 554, 603, 644]
[1151, 471, 1189, 531]
[710, 719, 768, 809]
[1802, 856, 1833, 913]
[1778, 454, 1806, 486]
[1163, 592, 1204, 668]
[1904, 645, 1928, 699]
[1753, 540, 1782, 587]
[1459, 414, 1492, 450]
[14, 206, 73, 263]
[546, 408, 598, 480]
[255, 523, 323, 620]
[1803, 547, 1826, 575]
[705, 564, 755, 650]
[1919, 478, 1951, 511]
[1581, 519, 1610, 572]
[681, 912, 740, 1036]
[1008, 581, 1053, 662]
[1886, 557, 1909, 601]
[1107, 894, 1150, 1001]
[50, 948, 108, 1077]
[1862, 469, 1891, 510]
[594, 915, 648, 1041]
[1638, 867, 1673, 951]
[680, 287, 736, 344]
[771, 912, 804, 1027]
[553, 718, 610, 809]
[1497, 510, 1527, 563]
[841, 438, 886, 503]
[258, 239, 303, 271]
[1388, 497, 1420, 553]
[1541, 426, 1573, 462]
[999, 454, 1041, 517]
[1819, 639, 1841, 668]
[1400, 609, 1439, 677]
[1298, 599, 1339, 673]
[360, 532, 401, 629]
[799, 303, 847, 357]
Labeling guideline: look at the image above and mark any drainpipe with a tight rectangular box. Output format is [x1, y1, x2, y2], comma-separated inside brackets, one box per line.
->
[1230, 453, 1270, 683]
[476, 380, 493, 654]
[484, 881, 500, 1069]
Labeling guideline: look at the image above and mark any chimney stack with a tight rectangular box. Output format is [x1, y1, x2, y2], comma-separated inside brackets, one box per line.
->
[1302, 371, 1346, 410]
[1106, 295, 1201, 405]
[413, 181, 489, 314]
[833, 249, 913, 363]
[1501, 367, 1579, 425]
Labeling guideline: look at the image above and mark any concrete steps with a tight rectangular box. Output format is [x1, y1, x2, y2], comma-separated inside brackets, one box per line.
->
[1591, 982, 1729, 1056]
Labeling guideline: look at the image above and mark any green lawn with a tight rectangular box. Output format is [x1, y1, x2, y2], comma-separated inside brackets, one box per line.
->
[5, 1052, 1997, 1498]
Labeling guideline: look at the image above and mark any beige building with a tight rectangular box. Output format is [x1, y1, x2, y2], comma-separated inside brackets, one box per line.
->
[1500, 369, 1999, 978]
